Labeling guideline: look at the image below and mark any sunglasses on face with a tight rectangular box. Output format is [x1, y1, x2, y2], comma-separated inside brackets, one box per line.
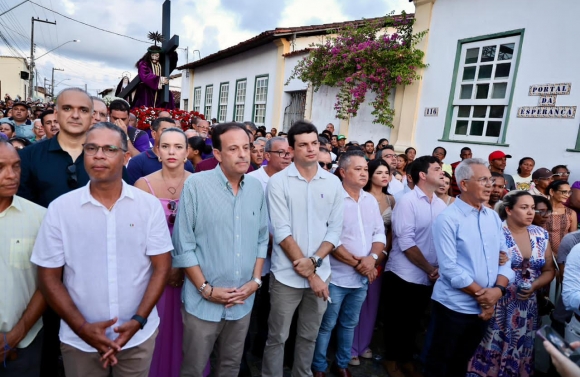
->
[534, 209, 552, 217]
[552, 172, 571, 177]
[318, 162, 333, 170]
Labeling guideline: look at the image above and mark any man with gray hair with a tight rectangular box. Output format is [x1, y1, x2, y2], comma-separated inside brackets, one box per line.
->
[424, 158, 514, 377]
[312, 150, 385, 377]
[194, 119, 213, 158]
[251, 137, 267, 170]
[91, 96, 108, 126]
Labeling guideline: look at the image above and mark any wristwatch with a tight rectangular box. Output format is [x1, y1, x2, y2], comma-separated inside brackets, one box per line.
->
[311, 255, 323, 268]
[370, 253, 379, 261]
[253, 277, 263, 288]
[493, 284, 507, 297]
[131, 314, 147, 330]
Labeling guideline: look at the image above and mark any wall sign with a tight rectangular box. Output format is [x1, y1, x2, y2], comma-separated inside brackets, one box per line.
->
[424, 107, 439, 117]
[518, 82, 575, 118]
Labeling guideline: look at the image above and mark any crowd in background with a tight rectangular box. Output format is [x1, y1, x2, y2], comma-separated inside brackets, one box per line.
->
[2, 87, 580, 377]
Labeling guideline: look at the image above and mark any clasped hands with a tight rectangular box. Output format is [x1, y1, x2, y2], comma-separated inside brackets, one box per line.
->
[475, 287, 503, 320]
[293, 257, 330, 300]
[201, 281, 260, 308]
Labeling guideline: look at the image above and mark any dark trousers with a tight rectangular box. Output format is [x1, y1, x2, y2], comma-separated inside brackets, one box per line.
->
[39, 307, 60, 377]
[383, 271, 432, 363]
[0, 329, 43, 377]
[424, 301, 488, 377]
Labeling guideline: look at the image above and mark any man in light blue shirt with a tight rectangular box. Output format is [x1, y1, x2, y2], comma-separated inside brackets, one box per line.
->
[172, 123, 269, 377]
[424, 158, 514, 377]
[562, 243, 580, 343]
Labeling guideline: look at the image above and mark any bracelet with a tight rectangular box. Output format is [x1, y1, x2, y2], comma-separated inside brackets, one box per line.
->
[198, 281, 208, 294]
[77, 320, 87, 334]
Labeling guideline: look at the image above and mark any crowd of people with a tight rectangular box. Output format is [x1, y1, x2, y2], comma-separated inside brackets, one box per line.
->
[2, 86, 580, 377]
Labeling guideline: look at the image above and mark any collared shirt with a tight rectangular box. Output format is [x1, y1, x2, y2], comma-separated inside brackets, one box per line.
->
[126, 148, 194, 185]
[431, 198, 515, 314]
[563, 244, 580, 312]
[386, 186, 446, 285]
[31, 182, 173, 352]
[172, 166, 268, 322]
[528, 184, 548, 198]
[248, 166, 273, 276]
[267, 163, 344, 288]
[0, 196, 46, 348]
[331, 189, 385, 288]
[389, 175, 404, 195]
[552, 231, 580, 323]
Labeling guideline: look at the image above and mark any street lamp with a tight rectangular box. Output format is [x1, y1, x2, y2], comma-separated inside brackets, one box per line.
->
[36, 39, 80, 60]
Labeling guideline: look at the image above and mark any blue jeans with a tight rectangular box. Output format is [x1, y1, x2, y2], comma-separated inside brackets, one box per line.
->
[312, 282, 368, 371]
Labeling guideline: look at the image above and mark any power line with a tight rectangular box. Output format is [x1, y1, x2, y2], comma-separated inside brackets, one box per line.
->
[28, 0, 151, 44]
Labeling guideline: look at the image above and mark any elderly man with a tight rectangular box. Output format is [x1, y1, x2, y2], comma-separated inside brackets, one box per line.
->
[424, 158, 514, 377]
[39, 110, 59, 139]
[382, 156, 446, 377]
[126, 117, 194, 185]
[32, 119, 45, 142]
[528, 167, 553, 198]
[325, 123, 335, 135]
[194, 119, 213, 159]
[311, 150, 385, 377]
[251, 137, 267, 170]
[172, 123, 268, 376]
[0, 139, 47, 377]
[1, 101, 34, 140]
[31, 123, 173, 377]
[263, 121, 343, 377]
[91, 97, 108, 126]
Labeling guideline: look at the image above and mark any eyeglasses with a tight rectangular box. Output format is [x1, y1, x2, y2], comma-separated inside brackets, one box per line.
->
[534, 209, 552, 217]
[267, 150, 291, 158]
[556, 190, 572, 196]
[168, 200, 177, 224]
[522, 258, 531, 280]
[67, 164, 78, 189]
[33, 126, 43, 130]
[82, 143, 126, 158]
[383, 153, 397, 159]
[318, 161, 333, 170]
[464, 177, 496, 186]
[552, 172, 571, 177]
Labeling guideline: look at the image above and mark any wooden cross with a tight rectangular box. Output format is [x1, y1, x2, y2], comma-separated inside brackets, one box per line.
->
[119, 0, 179, 106]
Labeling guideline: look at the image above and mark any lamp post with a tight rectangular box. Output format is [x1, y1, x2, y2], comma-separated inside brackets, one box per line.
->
[36, 39, 80, 60]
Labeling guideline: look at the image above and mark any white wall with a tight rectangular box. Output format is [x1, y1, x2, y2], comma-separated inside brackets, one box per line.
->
[190, 43, 278, 123]
[415, 0, 580, 178]
[0, 57, 29, 100]
[180, 71, 189, 110]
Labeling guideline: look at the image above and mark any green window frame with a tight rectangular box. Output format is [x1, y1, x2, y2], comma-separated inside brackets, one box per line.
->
[204, 85, 213, 120]
[440, 29, 525, 146]
[233, 79, 247, 122]
[252, 74, 269, 126]
[193, 87, 201, 112]
[218, 82, 229, 123]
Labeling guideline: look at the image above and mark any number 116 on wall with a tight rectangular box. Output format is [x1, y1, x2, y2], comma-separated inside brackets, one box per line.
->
[424, 107, 439, 116]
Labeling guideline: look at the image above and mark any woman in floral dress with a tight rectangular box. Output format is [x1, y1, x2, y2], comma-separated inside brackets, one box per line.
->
[467, 191, 556, 377]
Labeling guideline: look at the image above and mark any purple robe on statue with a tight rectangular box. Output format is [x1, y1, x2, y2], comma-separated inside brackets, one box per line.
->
[132, 51, 177, 109]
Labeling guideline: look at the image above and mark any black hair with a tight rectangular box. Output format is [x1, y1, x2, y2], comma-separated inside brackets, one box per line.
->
[432, 146, 447, 157]
[321, 129, 332, 139]
[365, 140, 374, 146]
[551, 165, 569, 174]
[345, 145, 363, 152]
[109, 99, 130, 114]
[497, 191, 533, 220]
[255, 129, 266, 138]
[8, 136, 31, 147]
[375, 138, 388, 152]
[546, 179, 571, 196]
[383, 145, 395, 152]
[1, 122, 15, 133]
[533, 195, 552, 212]
[243, 121, 257, 132]
[405, 161, 413, 174]
[443, 171, 452, 180]
[87, 122, 128, 151]
[460, 147, 471, 153]
[159, 127, 187, 145]
[516, 157, 535, 174]
[188, 136, 212, 154]
[404, 147, 416, 155]
[409, 155, 441, 185]
[151, 117, 175, 132]
[364, 159, 391, 195]
[287, 120, 318, 148]
[39, 109, 54, 126]
[318, 136, 329, 145]
[212, 122, 250, 151]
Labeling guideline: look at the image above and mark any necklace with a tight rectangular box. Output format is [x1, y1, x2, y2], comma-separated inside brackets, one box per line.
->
[162, 171, 186, 197]
[108, 203, 115, 211]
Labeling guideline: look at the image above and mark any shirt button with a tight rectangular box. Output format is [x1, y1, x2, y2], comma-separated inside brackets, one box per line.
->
[236, 235, 239, 238]
[237, 254, 240, 257]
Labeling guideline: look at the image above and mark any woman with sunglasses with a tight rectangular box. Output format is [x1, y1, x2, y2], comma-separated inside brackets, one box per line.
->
[546, 180, 577, 258]
[375, 138, 389, 154]
[513, 157, 535, 191]
[467, 191, 555, 377]
[552, 165, 570, 183]
[532, 195, 553, 229]
[135, 128, 196, 377]
[348, 159, 395, 366]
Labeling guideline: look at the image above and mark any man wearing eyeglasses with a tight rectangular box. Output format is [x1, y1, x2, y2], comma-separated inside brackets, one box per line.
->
[32, 122, 173, 377]
[32, 119, 46, 142]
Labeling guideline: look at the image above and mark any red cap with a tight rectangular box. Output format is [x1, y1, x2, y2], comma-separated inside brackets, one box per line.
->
[488, 150, 512, 161]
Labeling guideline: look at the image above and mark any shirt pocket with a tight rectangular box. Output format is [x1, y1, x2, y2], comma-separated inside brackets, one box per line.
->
[10, 238, 35, 269]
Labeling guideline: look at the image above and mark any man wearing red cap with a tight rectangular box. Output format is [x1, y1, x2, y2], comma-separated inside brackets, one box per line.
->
[488, 151, 515, 191]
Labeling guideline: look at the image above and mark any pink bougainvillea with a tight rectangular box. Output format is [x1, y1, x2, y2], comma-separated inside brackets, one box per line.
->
[288, 11, 427, 127]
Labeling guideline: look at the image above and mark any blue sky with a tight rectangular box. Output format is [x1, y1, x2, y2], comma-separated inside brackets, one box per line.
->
[0, 0, 414, 97]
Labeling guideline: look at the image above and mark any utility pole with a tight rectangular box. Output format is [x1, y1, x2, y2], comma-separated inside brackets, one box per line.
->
[29, 17, 57, 99]
[51, 67, 63, 98]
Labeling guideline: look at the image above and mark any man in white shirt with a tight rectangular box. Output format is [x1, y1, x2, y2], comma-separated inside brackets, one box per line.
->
[246, 136, 292, 357]
[31, 123, 173, 377]
[0, 139, 47, 377]
[382, 155, 446, 377]
[263, 121, 344, 377]
[311, 150, 385, 377]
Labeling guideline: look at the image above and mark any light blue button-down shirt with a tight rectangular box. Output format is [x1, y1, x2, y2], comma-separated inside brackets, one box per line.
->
[172, 166, 269, 322]
[563, 244, 580, 312]
[431, 198, 515, 314]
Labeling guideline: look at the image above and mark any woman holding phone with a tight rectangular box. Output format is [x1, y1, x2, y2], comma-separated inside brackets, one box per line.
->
[467, 191, 555, 377]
